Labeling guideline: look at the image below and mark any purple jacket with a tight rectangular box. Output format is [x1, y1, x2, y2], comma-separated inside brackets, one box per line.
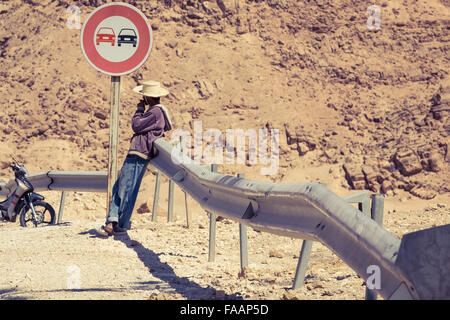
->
[128, 103, 171, 160]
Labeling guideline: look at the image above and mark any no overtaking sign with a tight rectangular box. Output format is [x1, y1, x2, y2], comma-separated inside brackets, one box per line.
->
[80, 2, 153, 76]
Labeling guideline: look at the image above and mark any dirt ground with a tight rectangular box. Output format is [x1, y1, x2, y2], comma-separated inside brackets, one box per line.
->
[0, 185, 448, 300]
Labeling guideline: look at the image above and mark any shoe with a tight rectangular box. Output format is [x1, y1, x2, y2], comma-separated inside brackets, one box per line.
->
[113, 225, 127, 234]
[95, 223, 114, 237]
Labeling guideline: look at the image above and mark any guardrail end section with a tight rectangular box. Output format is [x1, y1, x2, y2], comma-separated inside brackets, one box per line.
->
[395, 224, 450, 300]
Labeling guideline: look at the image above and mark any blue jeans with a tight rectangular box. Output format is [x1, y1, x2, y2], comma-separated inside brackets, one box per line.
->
[106, 155, 148, 229]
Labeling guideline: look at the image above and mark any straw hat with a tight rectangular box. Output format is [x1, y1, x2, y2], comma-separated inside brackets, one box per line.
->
[133, 81, 169, 97]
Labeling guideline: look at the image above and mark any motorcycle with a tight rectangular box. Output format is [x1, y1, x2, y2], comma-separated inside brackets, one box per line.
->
[0, 158, 55, 227]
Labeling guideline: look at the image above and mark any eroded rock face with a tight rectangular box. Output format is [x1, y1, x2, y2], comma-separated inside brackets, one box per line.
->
[0, 0, 448, 201]
[380, 180, 393, 194]
[424, 151, 443, 173]
[284, 123, 317, 156]
[343, 163, 366, 190]
[393, 147, 422, 177]
[409, 186, 437, 200]
[430, 85, 450, 121]
[362, 165, 379, 192]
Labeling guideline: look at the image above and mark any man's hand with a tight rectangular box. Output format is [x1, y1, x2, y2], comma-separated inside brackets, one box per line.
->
[137, 99, 146, 111]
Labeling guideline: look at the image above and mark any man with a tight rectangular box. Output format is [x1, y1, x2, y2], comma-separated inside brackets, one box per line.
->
[96, 81, 172, 237]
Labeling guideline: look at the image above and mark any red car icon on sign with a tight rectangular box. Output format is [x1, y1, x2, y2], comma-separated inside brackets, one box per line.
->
[96, 27, 115, 46]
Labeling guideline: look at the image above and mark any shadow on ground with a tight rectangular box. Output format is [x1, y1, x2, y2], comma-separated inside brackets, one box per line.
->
[0, 288, 28, 300]
[79, 228, 243, 300]
[115, 232, 243, 300]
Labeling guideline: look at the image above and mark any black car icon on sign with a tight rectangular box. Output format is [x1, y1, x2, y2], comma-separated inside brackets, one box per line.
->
[117, 28, 137, 47]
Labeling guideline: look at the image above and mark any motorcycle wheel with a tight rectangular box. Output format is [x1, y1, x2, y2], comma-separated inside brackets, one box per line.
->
[19, 201, 56, 227]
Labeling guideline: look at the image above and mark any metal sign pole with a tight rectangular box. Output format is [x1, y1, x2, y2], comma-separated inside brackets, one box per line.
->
[107, 75, 121, 215]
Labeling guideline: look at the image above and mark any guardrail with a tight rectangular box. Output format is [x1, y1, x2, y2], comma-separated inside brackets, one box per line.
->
[151, 139, 412, 299]
[1, 138, 448, 300]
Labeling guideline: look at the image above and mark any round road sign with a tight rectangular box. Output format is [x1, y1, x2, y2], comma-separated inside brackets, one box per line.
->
[80, 2, 152, 76]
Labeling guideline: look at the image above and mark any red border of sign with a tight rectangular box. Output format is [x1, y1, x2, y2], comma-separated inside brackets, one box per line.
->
[80, 2, 152, 76]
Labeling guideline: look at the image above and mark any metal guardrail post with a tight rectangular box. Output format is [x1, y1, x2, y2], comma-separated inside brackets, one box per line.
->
[208, 211, 216, 262]
[184, 191, 190, 228]
[208, 164, 218, 262]
[180, 135, 191, 228]
[237, 173, 248, 272]
[57, 191, 66, 224]
[365, 194, 384, 300]
[343, 191, 378, 299]
[239, 224, 248, 270]
[151, 171, 161, 222]
[371, 194, 384, 225]
[360, 198, 371, 217]
[292, 240, 313, 289]
[168, 179, 174, 222]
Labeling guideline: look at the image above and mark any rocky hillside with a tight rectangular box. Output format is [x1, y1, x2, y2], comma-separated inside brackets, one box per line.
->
[0, 0, 448, 203]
